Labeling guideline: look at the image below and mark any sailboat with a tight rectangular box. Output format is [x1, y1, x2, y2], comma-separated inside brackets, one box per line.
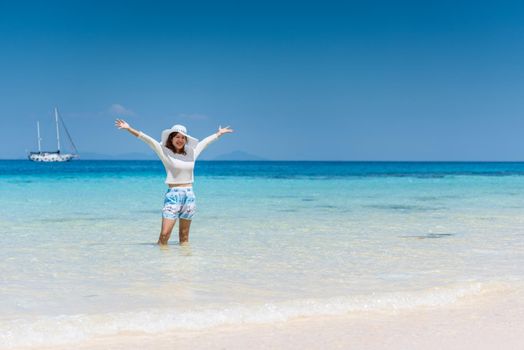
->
[28, 107, 79, 162]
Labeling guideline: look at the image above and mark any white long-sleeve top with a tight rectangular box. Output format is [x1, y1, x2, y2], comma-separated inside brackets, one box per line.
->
[138, 131, 219, 184]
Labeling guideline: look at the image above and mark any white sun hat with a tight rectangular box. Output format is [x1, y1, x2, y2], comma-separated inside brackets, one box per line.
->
[161, 124, 199, 149]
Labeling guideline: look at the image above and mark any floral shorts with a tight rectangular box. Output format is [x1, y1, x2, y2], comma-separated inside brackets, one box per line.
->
[162, 187, 196, 220]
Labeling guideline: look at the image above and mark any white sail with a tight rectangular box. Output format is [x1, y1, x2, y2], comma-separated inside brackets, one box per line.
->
[55, 107, 61, 152]
[37, 121, 42, 152]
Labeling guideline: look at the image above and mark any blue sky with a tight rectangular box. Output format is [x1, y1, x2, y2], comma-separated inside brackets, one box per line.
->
[1, 0, 523, 160]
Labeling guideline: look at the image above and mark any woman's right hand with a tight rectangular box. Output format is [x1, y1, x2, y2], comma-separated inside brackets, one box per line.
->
[115, 119, 130, 130]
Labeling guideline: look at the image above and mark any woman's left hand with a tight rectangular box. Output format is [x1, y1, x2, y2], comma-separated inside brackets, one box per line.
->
[217, 125, 234, 136]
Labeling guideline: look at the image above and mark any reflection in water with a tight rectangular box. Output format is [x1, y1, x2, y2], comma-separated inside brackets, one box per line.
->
[178, 244, 193, 256]
[158, 242, 193, 256]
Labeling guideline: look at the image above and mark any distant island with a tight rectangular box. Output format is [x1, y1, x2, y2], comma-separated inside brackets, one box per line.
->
[78, 152, 157, 160]
[209, 151, 267, 161]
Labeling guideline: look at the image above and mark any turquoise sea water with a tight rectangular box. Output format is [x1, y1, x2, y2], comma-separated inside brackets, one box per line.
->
[1, 160, 524, 347]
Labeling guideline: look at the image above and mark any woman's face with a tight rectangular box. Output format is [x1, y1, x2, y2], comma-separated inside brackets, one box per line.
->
[171, 133, 187, 151]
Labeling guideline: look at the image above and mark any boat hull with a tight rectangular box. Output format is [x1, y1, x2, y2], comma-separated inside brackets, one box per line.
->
[28, 152, 77, 162]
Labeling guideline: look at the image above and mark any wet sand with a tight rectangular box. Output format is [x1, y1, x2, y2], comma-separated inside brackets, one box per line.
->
[32, 288, 524, 350]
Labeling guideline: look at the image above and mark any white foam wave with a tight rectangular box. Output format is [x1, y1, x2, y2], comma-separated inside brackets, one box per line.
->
[0, 282, 507, 348]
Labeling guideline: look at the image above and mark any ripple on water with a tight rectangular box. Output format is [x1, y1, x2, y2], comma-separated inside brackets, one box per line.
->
[7, 180, 34, 184]
[413, 196, 439, 202]
[365, 204, 444, 212]
[400, 233, 456, 239]
[38, 216, 120, 223]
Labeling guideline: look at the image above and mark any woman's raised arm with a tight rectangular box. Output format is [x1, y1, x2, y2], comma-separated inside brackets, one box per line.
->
[194, 125, 234, 159]
[115, 118, 168, 163]
[115, 119, 140, 137]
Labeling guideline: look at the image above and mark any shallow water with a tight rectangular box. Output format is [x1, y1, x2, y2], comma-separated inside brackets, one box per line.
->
[1, 161, 524, 347]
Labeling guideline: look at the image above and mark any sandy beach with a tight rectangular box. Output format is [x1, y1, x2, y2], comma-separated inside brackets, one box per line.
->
[27, 288, 523, 350]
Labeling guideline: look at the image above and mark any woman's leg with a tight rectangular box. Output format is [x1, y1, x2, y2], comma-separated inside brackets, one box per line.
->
[179, 219, 192, 244]
[158, 218, 176, 245]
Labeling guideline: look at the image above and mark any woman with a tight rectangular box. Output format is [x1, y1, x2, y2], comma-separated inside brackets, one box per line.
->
[115, 119, 233, 245]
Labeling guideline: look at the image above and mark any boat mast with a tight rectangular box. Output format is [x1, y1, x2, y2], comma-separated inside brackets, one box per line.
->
[37, 121, 42, 152]
[55, 107, 61, 152]
[56, 108, 78, 155]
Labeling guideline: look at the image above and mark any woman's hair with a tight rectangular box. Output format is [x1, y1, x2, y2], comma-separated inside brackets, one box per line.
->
[165, 132, 187, 155]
